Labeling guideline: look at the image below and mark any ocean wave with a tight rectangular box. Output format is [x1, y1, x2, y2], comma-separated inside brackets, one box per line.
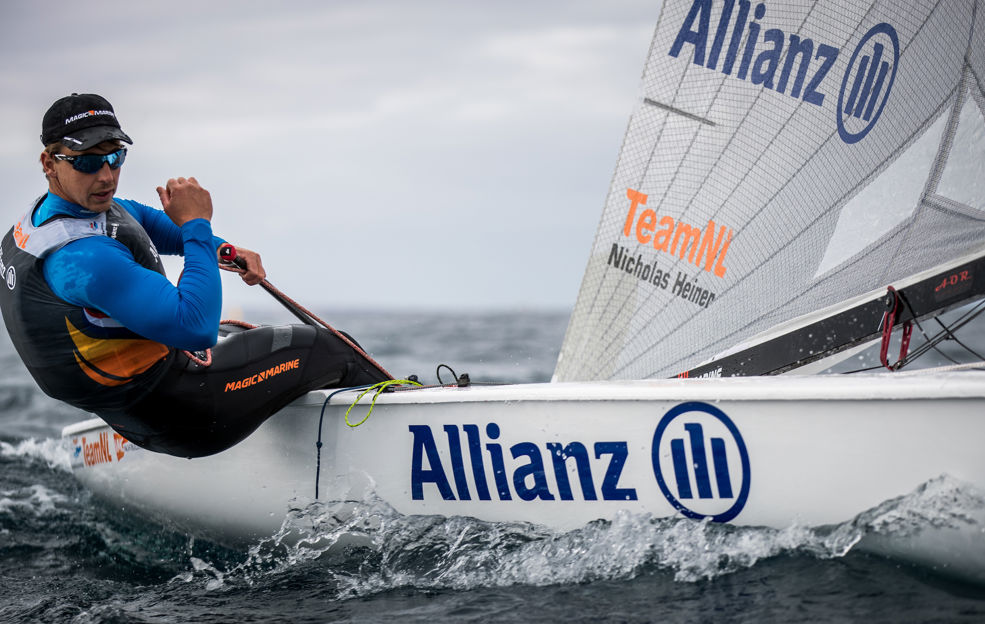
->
[855, 474, 985, 534]
[168, 475, 985, 596]
[0, 483, 70, 518]
[0, 437, 73, 472]
[851, 475, 985, 584]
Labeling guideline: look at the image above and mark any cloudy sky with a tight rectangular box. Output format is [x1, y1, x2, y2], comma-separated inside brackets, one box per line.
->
[0, 1, 657, 315]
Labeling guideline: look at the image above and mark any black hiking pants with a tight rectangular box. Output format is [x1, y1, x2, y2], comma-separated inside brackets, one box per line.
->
[104, 324, 389, 458]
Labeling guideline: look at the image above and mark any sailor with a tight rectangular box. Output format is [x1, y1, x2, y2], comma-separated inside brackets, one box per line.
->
[0, 93, 389, 458]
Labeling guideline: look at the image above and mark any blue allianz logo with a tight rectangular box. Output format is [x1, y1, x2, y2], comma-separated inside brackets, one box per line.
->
[651, 402, 750, 522]
[667, 2, 901, 145]
[837, 23, 900, 144]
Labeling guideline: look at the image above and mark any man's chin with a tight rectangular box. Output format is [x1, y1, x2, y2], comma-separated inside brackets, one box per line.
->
[86, 193, 115, 211]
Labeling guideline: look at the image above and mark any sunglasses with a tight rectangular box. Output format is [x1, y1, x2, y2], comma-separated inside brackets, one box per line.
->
[53, 148, 127, 174]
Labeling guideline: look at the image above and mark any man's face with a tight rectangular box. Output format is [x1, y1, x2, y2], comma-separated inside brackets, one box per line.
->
[41, 141, 123, 212]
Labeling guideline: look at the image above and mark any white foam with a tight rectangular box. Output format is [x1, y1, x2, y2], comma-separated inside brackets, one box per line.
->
[170, 476, 985, 594]
[0, 483, 69, 517]
[858, 474, 985, 535]
[0, 437, 73, 472]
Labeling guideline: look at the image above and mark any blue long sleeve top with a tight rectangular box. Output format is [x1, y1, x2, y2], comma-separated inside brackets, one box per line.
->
[33, 193, 224, 350]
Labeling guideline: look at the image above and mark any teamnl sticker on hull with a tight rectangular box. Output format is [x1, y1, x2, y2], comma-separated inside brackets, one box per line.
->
[71, 430, 142, 469]
[408, 401, 751, 522]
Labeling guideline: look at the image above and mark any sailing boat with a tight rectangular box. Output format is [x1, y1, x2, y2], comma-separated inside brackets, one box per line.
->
[62, 0, 985, 581]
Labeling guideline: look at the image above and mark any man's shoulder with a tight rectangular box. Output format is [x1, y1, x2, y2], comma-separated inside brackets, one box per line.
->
[112, 197, 154, 218]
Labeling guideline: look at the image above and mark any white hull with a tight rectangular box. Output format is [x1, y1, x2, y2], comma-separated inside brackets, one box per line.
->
[64, 371, 985, 582]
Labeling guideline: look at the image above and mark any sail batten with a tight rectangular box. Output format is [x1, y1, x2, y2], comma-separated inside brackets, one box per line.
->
[556, 0, 985, 381]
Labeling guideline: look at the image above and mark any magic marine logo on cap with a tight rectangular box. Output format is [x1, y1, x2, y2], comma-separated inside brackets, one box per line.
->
[651, 402, 750, 522]
[64, 109, 117, 126]
[667, 0, 899, 144]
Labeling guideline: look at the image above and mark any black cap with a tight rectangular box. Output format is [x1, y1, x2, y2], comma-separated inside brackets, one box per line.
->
[40, 93, 133, 150]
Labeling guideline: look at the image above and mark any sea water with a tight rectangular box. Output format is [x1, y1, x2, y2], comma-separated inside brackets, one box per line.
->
[1, 306, 984, 623]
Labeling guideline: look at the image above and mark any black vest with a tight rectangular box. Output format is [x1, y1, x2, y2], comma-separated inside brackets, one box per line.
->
[0, 197, 174, 412]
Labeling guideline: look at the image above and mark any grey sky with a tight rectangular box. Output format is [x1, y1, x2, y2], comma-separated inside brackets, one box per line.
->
[0, 1, 657, 314]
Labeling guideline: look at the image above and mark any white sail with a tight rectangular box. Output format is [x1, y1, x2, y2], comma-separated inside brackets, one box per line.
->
[556, 0, 985, 381]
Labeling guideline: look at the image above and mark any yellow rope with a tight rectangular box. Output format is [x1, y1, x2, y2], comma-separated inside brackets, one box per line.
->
[344, 379, 422, 427]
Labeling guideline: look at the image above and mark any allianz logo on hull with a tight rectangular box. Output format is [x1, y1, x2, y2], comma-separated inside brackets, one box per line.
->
[408, 401, 751, 522]
[651, 402, 751, 522]
[669, 0, 899, 144]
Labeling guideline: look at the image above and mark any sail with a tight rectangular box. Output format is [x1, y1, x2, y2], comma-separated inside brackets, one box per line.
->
[555, 0, 985, 381]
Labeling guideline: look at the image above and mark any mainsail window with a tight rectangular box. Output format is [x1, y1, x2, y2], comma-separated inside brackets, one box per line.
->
[936, 95, 985, 213]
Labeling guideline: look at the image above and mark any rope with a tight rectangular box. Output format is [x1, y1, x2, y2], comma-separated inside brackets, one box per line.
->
[315, 385, 371, 500]
[220, 319, 258, 330]
[182, 348, 212, 367]
[218, 253, 393, 380]
[313, 379, 422, 499]
[345, 379, 423, 427]
[893, 361, 985, 374]
[435, 363, 471, 386]
[436, 363, 457, 385]
[180, 320, 259, 368]
[896, 296, 985, 366]
[844, 298, 985, 374]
